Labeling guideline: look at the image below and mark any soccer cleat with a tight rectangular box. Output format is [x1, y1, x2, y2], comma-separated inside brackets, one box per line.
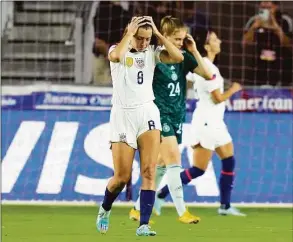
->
[129, 208, 155, 224]
[129, 208, 140, 221]
[136, 224, 157, 236]
[178, 210, 201, 224]
[218, 207, 247, 216]
[153, 196, 164, 216]
[96, 205, 111, 234]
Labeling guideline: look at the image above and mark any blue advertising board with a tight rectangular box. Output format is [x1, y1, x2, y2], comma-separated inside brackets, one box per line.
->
[1, 85, 292, 204]
[2, 109, 292, 204]
[2, 85, 292, 113]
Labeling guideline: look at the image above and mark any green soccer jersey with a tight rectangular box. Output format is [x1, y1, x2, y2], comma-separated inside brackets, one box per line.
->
[153, 50, 198, 122]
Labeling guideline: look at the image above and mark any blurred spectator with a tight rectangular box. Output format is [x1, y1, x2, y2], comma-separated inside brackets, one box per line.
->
[92, 1, 131, 86]
[128, 1, 145, 16]
[147, 1, 173, 45]
[243, 1, 293, 86]
[147, 2, 173, 26]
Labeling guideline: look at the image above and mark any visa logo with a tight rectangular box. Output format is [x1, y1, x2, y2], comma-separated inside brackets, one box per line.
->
[2, 121, 219, 198]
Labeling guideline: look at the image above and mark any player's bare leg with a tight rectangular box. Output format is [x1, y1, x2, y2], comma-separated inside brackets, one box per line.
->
[136, 129, 160, 236]
[97, 143, 135, 234]
[156, 143, 211, 216]
[156, 137, 200, 224]
[216, 142, 246, 216]
[130, 153, 166, 221]
[192, 144, 213, 170]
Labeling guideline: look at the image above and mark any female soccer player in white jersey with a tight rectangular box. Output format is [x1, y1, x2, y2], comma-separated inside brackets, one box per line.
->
[156, 29, 246, 216]
[129, 16, 214, 224]
[96, 16, 185, 237]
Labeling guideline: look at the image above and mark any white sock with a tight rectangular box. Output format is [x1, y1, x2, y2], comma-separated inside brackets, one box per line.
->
[166, 164, 186, 217]
[155, 165, 167, 189]
[134, 165, 166, 211]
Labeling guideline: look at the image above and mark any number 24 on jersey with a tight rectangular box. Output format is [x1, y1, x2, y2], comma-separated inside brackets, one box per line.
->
[168, 82, 180, 96]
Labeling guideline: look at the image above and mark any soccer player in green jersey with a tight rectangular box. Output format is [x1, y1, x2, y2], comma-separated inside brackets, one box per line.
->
[157, 29, 246, 217]
[130, 16, 214, 224]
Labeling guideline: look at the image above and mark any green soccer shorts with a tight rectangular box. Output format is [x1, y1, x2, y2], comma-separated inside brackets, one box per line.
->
[160, 115, 183, 144]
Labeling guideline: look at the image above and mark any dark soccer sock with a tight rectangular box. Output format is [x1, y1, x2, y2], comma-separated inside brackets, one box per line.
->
[102, 187, 121, 211]
[180, 166, 205, 185]
[157, 166, 205, 199]
[140, 190, 155, 226]
[220, 156, 235, 210]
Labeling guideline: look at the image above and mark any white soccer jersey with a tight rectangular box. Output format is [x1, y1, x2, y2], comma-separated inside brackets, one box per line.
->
[109, 45, 160, 108]
[186, 57, 225, 123]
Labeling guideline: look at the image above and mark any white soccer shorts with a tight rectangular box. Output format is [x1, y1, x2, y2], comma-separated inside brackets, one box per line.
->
[190, 119, 232, 151]
[110, 101, 162, 149]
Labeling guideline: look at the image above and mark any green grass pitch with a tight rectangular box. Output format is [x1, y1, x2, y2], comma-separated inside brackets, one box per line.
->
[2, 205, 292, 242]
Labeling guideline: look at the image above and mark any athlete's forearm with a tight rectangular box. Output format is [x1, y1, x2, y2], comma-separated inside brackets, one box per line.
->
[191, 50, 214, 80]
[156, 32, 184, 63]
[221, 88, 237, 102]
[212, 87, 237, 104]
[108, 33, 133, 62]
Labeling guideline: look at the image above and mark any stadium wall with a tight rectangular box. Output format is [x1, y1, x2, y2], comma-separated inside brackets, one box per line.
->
[1, 85, 292, 206]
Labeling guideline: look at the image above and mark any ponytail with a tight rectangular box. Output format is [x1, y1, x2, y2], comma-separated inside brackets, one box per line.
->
[160, 16, 186, 36]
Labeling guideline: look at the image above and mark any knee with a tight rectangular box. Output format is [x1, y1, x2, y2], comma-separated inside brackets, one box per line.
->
[141, 165, 156, 181]
[113, 173, 131, 187]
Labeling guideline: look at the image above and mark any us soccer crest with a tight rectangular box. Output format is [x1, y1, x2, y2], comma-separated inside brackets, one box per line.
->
[126, 57, 133, 67]
[119, 133, 127, 142]
[135, 57, 145, 69]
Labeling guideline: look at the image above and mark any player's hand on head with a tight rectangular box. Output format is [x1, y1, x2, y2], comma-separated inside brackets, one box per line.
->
[185, 34, 197, 53]
[144, 16, 160, 36]
[231, 82, 242, 93]
[127, 16, 150, 36]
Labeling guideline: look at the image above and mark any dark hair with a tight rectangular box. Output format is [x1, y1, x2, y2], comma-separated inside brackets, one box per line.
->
[193, 28, 210, 57]
[160, 16, 187, 36]
[136, 17, 153, 30]
[122, 18, 152, 38]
